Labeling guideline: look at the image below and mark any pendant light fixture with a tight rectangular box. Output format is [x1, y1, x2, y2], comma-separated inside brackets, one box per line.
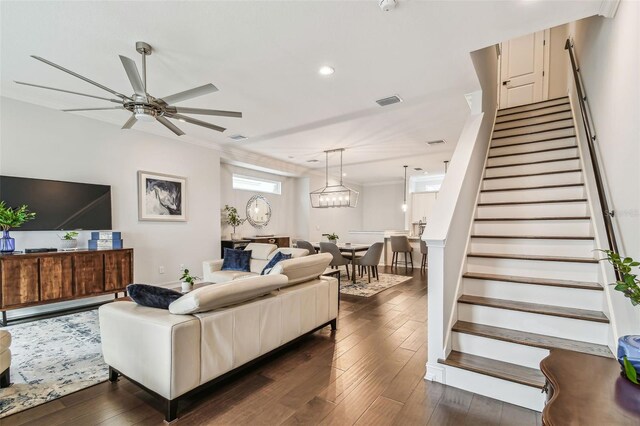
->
[310, 148, 359, 208]
[401, 165, 408, 212]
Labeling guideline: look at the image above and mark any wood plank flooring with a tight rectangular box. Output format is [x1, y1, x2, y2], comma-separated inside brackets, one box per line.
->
[1, 267, 542, 426]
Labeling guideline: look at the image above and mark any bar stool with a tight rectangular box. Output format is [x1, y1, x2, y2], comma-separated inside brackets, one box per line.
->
[390, 235, 413, 270]
[420, 239, 428, 272]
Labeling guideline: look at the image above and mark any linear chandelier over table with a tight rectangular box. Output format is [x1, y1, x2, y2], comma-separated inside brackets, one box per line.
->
[309, 148, 359, 208]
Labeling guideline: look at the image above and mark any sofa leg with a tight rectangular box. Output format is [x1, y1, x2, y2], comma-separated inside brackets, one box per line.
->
[109, 366, 119, 382]
[165, 398, 178, 423]
[330, 319, 337, 331]
[0, 367, 10, 388]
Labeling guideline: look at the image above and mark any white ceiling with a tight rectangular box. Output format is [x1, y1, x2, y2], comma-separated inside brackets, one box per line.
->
[0, 1, 602, 183]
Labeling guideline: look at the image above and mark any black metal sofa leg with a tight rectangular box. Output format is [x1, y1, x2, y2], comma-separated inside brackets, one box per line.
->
[0, 367, 10, 388]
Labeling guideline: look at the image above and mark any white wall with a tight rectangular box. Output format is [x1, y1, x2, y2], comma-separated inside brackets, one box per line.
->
[361, 182, 405, 231]
[0, 97, 221, 287]
[548, 24, 570, 98]
[220, 163, 298, 239]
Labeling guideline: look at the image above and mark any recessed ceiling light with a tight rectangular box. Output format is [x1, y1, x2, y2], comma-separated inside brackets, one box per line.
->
[318, 66, 335, 76]
[342, 172, 347, 177]
[177, 118, 186, 123]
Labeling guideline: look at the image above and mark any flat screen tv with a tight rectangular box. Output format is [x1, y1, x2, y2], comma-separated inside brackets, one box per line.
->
[0, 175, 112, 231]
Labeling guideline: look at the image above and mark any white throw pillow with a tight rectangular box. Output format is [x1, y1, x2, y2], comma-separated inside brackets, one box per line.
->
[268, 253, 332, 285]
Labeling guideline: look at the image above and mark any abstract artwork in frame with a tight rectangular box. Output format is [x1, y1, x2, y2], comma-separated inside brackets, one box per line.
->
[138, 171, 187, 221]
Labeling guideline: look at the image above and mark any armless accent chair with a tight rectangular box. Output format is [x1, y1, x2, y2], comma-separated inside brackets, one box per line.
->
[355, 242, 384, 283]
[319, 242, 350, 281]
[295, 240, 317, 255]
[0, 329, 11, 388]
[390, 235, 413, 271]
[420, 239, 428, 272]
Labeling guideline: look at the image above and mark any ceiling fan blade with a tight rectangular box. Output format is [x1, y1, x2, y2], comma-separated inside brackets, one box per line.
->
[119, 55, 146, 97]
[14, 81, 122, 104]
[160, 83, 218, 105]
[170, 113, 226, 132]
[62, 106, 125, 112]
[31, 55, 131, 100]
[122, 115, 137, 129]
[173, 106, 242, 118]
[157, 116, 185, 136]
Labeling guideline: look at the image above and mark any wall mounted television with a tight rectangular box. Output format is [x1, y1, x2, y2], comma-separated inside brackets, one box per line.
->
[0, 175, 112, 231]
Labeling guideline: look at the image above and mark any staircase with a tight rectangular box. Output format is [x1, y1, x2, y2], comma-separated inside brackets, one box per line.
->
[437, 96, 613, 411]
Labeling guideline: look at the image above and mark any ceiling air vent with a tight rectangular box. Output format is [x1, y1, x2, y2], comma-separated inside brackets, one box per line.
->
[229, 134, 248, 141]
[426, 139, 446, 146]
[375, 95, 402, 107]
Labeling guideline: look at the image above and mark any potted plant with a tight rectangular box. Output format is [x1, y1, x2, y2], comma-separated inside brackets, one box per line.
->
[323, 233, 339, 243]
[59, 231, 80, 250]
[600, 250, 640, 384]
[223, 205, 246, 240]
[0, 201, 36, 253]
[179, 267, 200, 293]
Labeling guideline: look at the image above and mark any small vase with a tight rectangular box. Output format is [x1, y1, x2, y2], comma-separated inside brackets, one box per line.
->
[231, 233, 240, 241]
[329, 239, 338, 244]
[60, 239, 78, 250]
[618, 335, 640, 382]
[181, 282, 193, 293]
[0, 230, 15, 253]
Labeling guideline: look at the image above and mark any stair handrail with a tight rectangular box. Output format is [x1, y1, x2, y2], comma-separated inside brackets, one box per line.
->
[565, 38, 621, 280]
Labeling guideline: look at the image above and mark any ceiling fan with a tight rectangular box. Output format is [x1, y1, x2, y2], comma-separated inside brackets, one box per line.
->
[15, 41, 242, 136]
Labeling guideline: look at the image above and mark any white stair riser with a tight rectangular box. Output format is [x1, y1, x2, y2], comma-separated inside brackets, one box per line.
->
[484, 158, 581, 178]
[463, 279, 603, 311]
[473, 219, 591, 236]
[480, 186, 585, 203]
[466, 256, 599, 281]
[494, 111, 573, 130]
[451, 332, 549, 369]
[469, 237, 596, 258]
[487, 147, 578, 168]
[492, 128, 575, 146]
[496, 104, 572, 123]
[489, 137, 576, 156]
[482, 171, 583, 190]
[457, 304, 609, 344]
[497, 99, 570, 117]
[492, 119, 574, 139]
[443, 365, 545, 411]
[476, 202, 589, 218]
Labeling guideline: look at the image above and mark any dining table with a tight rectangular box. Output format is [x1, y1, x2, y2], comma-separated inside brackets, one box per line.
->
[311, 242, 371, 284]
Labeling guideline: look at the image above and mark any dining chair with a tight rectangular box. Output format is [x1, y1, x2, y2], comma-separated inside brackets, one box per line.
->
[295, 240, 317, 255]
[319, 242, 350, 280]
[390, 235, 413, 270]
[420, 239, 428, 272]
[355, 242, 384, 283]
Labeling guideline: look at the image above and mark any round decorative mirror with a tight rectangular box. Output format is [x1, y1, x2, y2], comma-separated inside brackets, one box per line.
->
[246, 195, 272, 229]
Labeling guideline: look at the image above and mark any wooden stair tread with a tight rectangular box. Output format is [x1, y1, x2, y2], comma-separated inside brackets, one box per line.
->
[492, 126, 574, 141]
[488, 145, 576, 159]
[470, 234, 594, 240]
[452, 321, 612, 358]
[478, 198, 587, 206]
[498, 97, 569, 114]
[458, 295, 609, 323]
[495, 108, 572, 125]
[485, 156, 579, 169]
[439, 350, 545, 388]
[475, 216, 590, 221]
[493, 117, 573, 133]
[483, 169, 582, 181]
[462, 272, 602, 290]
[491, 136, 577, 150]
[481, 182, 583, 191]
[467, 252, 598, 263]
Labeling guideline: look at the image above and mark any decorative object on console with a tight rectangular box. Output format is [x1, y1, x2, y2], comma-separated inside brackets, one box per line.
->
[323, 233, 339, 243]
[600, 250, 640, 383]
[310, 148, 359, 208]
[0, 201, 36, 253]
[16, 41, 242, 136]
[261, 252, 292, 275]
[223, 204, 246, 240]
[138, 171, 186, 222]
[179, 268, 200, 293]
[59, 231, 79, 250]
[221, 248, 252, 272]
[88, 230, 123, 250]
[246, 195, 272, 229]
[127, 284, 183, 309]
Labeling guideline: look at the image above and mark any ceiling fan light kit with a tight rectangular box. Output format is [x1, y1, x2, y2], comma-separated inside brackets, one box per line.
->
[309, 148, 359, 209]
[18, 41, 242, 136]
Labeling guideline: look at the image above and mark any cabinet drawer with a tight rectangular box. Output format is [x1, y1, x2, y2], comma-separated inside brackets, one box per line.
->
[104, 251, 132, 291]
[73, 253, 105, 295]
[40, 256, 73, 301]
[1, 257, 39, 308]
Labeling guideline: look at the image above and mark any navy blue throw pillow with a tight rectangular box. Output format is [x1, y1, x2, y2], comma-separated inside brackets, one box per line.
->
[127, 284, 183, 309]
[222, 248, 252, 272]
[261, 252, 292, 275]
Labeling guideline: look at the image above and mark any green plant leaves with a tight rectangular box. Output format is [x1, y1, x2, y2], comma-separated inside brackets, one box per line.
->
[599, 249, 640, 307]
[0, 201, 36, 230]
[623, 356, 639, 384]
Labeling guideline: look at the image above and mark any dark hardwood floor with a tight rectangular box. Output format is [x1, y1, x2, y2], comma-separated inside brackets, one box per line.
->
[1, 266, 542, 426]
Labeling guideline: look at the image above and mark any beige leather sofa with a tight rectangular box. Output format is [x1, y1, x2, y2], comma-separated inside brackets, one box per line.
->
[202, 243, 309, 283]
[99, 253, 335, 422]
[0, 329, 11, 388]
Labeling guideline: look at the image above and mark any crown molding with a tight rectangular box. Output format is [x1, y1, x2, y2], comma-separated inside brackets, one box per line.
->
[599, 0, 620, 18]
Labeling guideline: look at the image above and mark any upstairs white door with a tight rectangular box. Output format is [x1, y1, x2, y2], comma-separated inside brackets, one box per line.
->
[499, 31, 548, 108]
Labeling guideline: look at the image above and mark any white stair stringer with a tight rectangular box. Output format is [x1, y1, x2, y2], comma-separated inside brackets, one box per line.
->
[438, 97, 612, 412]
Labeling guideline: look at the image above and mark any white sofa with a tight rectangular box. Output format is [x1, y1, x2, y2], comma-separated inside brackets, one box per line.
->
[0, 330, 10, 388]
[99, 253, 335, 422]
[202, 243, 309, 283]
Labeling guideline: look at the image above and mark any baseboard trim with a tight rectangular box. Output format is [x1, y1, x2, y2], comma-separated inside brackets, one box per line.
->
[425, 361, 446, 383]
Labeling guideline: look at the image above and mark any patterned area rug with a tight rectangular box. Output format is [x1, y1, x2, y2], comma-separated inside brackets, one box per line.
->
[338, 272, 412, 297]
[0, 310, 108, 418]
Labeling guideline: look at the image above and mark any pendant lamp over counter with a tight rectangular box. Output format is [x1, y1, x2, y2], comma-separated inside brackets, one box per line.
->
[401, 165, 408, 212]
[310, 148, 359, 208]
